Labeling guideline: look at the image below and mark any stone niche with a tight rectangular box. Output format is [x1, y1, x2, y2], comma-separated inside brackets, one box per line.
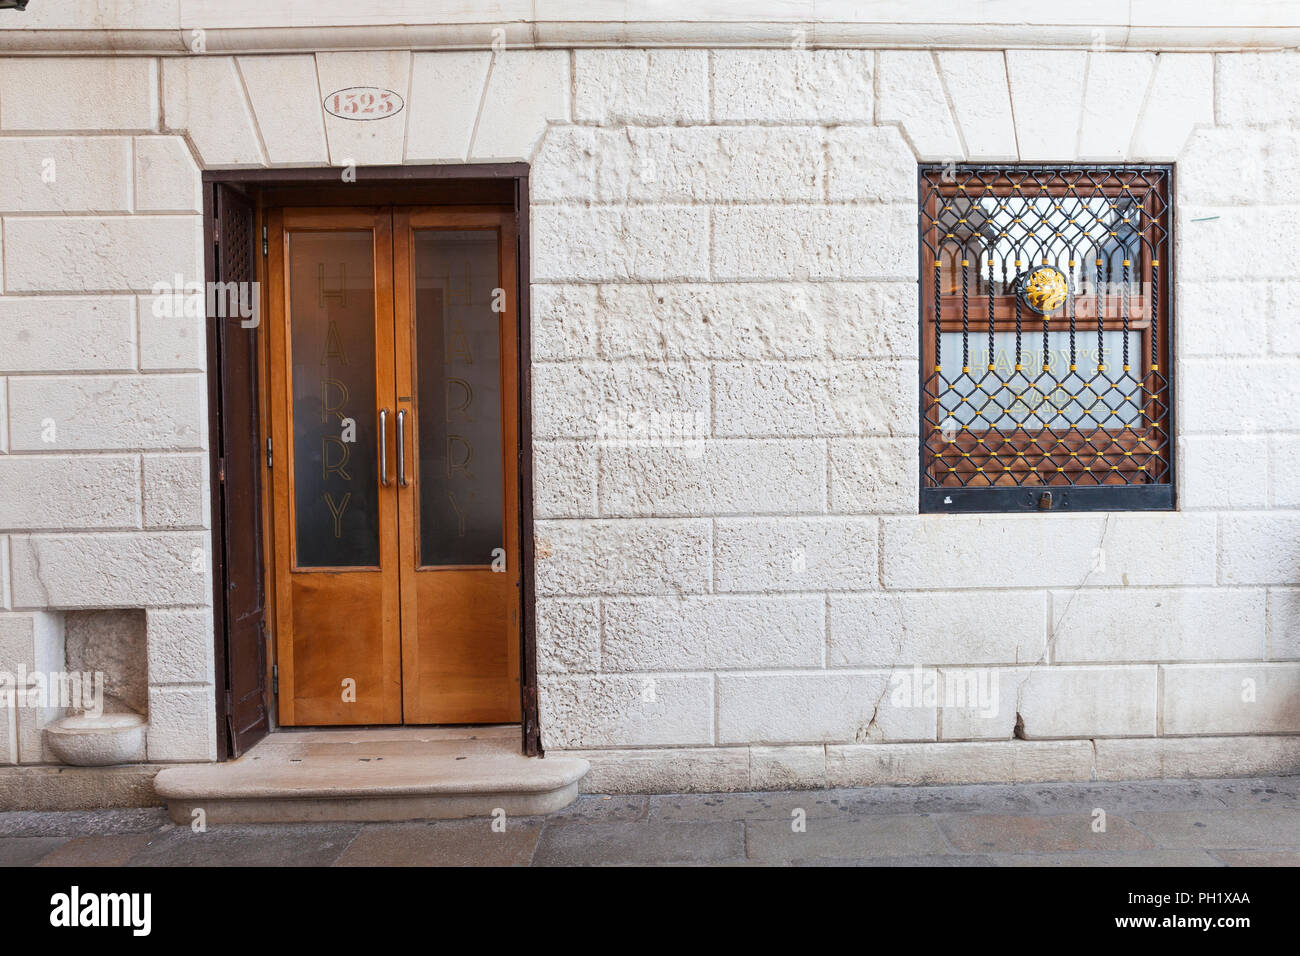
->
[42, 609, 149, 766]
[62, 609, 148, 716]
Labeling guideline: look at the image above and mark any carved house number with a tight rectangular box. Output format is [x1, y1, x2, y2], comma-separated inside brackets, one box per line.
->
[324, 87, 405, 120]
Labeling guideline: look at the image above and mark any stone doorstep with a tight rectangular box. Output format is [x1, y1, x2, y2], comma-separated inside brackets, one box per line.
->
[152, 726, 589, 824]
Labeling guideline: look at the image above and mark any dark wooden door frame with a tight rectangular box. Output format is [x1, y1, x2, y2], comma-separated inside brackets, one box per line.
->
[203, 164, 541, 758]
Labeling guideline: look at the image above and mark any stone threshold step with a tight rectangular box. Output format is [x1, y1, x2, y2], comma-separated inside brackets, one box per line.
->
[153, 726, 588, 824]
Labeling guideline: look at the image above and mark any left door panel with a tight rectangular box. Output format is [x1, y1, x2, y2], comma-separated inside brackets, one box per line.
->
[267, 208, 402, 725]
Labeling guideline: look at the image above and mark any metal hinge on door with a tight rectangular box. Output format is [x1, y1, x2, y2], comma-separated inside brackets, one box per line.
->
[262, 224, 268, 257]
[217, 457, 226, 484]
[272, 663, 279, 696]
[266, 436, 273, 469]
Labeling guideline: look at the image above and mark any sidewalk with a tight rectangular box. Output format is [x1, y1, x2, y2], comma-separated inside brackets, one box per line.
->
[1, 775, 1296, 866]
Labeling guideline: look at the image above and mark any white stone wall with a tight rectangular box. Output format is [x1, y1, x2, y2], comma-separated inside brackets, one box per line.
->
[0, 45, 1296, 789]
[528, 48, 1300, 790]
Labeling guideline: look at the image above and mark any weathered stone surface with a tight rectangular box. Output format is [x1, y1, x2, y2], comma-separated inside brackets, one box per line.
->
[1130, 53, 1213, 159]
[1011, 665, 1157, 739]
[937, 52, 1017, 160]
[1268, 588, 1300, 660]
[145, 684, 216, 762]
[1052, 588, 1265, 662]
[825, 126, 915, 202]
[1162, 663, 1300, 735]
[0, 456, 140, 531]
[713, 360, 916, 437]
[828, 438, 918, 514]
[162, 57, 263, 166]
[530, 285, 601, 362]
[133, 135, 202, 213]
[315, 51, 411, 167]
[573, 49, 708, 125]
[532, 441, 598, 518]
[539, 674, 713, 748]
[596, 283, 838, 362]
[237, 54, 329, 165]
[535, 598, 600, 674]
[145, 608, 214, 685]
[876, 50, 961, 159]
[535, 519, 710, 596]
[827, 740, 1095, 786]
[750, 745, 827, 790]
[63, 608, 148, 714]
[470, 50, 568, 161]
[1217, 51, 1300, 128]
[830, 591, 1045, 666]
[1220, 514, 1300, 585]
[598, 439, 825, 517]
[138, 295, 206, 372]
[142, 454, 208, 529]
[882, 514, 1216, 589]
[717, 671, 935, 744]
[1093, 735, 1300, 780]
[712, 50, 872, 123]
[532, 361, 708, 440]
[532, 206, 710, 281]
[1006, 50, 1086, 160]
[9, 533, 209, 609]
[714, 517, 878, 593]
[404, 52, 490, 163]
[7, 375, 205, 451]
[603, 596, 823, 670]
[1078, 52, 1156, 159]
[573, 747, 751, 794]
[0, 57, 157, 131]
[0, 137, 131, 213]
[2, 216, 202, 293]
[712, 205, 914, 281]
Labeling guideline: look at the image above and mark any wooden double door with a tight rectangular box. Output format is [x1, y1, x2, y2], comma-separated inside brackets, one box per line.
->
[266, 206, 520, 725]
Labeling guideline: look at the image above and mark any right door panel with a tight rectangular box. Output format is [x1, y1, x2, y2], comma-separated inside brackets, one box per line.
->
[394, 208, 521, 724]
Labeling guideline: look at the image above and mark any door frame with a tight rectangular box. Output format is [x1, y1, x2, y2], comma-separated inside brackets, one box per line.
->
[203, 164, 541, 758]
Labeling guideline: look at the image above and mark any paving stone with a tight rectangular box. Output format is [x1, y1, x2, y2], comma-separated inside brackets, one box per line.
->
[1212, 849, 1300, 866]
[36, 833, 156, 867]
[939, 814, 1156, 853]
[0, 807, 168, 837]
[1128, 809, 1300, 850]
[1012, 780, 1230, 815]
[649, 792, 815, 822]
[991, 850, 1220, 867]
[0, 837, 69, 866]
[125, 824, 361, 867]
[532, 821, 745, 866]
[543, 794, 649, 824]
[335, 820, 542, 867]
[1198, 777, 1300, 809]
[746, 816, 952, 862]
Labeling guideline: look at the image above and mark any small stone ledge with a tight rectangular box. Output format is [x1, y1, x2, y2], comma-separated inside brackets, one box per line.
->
[0, 764, 165, 811]
[569, 736, 1300, 793]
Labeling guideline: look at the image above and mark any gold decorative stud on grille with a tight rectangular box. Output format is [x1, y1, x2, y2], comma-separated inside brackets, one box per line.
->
[1016, 265, 1069, 315]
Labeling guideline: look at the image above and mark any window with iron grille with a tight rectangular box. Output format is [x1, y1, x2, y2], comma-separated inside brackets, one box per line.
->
[919, 164, 1174, 513]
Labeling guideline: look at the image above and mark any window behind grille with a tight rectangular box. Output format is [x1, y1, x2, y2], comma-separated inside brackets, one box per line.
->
[918, 165, 1174, 513]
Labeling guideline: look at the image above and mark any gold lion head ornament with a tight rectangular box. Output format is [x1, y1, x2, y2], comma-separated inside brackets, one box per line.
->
[1016, 265, 1069, 315]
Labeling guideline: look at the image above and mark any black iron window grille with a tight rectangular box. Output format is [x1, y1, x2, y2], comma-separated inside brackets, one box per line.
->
[918, 164, 1174, 513]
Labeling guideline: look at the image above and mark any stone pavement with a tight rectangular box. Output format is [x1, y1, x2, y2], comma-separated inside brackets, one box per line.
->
[0, 776, 1296, 866]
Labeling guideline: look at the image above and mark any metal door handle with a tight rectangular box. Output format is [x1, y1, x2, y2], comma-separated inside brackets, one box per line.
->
[397, 409, 408, 487]
[379, 408, 389, 487]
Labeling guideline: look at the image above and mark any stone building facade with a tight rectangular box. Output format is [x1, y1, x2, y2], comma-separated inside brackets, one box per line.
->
[0, 2, 1296, 805]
